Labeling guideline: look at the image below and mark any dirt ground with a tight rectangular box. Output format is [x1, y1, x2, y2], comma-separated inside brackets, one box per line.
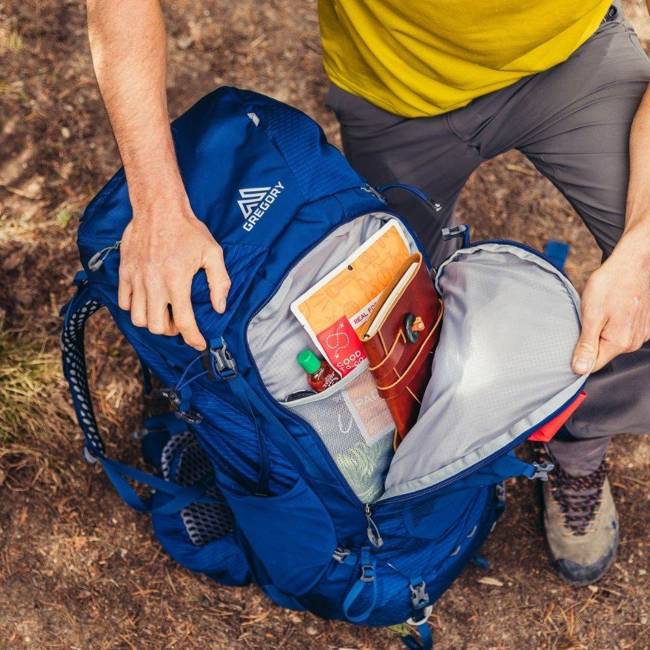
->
[1, 1, 649, 648]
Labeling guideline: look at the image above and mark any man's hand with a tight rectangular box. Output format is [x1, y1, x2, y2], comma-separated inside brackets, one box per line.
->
[118, 198, 231, 350]
[572, 231, 650, 375]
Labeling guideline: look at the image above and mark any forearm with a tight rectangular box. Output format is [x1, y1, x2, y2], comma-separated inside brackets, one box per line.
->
[623, 84, 650, 252]
[87, 0, 185, 212]
[572, 83, 650, 373]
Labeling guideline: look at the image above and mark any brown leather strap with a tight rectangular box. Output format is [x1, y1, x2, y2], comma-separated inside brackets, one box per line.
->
[376, 317, 441, 394]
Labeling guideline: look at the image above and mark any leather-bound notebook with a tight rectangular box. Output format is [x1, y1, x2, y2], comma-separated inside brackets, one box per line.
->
[360, 252, 443, 448]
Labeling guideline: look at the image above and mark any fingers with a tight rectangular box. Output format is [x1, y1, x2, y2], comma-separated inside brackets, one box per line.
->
[203, 245, 231, 314]
[122, 262, 205, 348]
[147, 293, 176, 336]
[572, 306, 605, 375]
[592, 338, 620, 373]
[130, 278, 148, 329]
[169, 281, 206, 350]
[118, 267, 133, 311]
[591, 314, 646, 372]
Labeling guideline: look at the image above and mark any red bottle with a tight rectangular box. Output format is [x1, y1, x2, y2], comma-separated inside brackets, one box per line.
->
[297, 349, 341, 393]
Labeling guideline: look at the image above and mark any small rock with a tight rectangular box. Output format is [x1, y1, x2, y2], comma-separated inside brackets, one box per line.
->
[639, 569, 647, 576]
[177, 35, 194, 50]
[588, 585, 598, 593]
[19, 176, 44, 200]
[478, 577, 503, 587]
[15, 288, 34, 306]
[61, 126, 71, 139]
[306, 626, 318, 636]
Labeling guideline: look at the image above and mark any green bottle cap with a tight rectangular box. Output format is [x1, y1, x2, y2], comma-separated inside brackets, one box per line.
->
[297, 349, 322, 375]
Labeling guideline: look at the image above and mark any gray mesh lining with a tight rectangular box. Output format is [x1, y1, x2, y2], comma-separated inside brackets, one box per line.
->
[381, 243, 585, 500]
[161, 431, 234, 545]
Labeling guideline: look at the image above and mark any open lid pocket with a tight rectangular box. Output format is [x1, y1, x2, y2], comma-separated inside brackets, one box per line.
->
[382, 242, 587, 500]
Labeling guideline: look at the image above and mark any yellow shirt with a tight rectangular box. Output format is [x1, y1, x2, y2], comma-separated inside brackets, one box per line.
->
[319, 0, 611, 117]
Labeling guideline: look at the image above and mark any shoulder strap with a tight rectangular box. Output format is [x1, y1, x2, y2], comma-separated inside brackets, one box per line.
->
[61, 276, 211, 514]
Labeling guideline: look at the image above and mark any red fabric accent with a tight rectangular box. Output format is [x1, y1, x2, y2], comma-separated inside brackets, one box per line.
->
[528, 391, 587, 442]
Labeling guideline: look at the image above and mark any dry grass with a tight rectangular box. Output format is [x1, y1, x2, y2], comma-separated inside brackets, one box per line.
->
[0, 1, 649, 648]
[0, 318, 59, 445]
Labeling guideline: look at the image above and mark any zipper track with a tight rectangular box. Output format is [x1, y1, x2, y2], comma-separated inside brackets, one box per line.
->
[377, 385, 586, 505]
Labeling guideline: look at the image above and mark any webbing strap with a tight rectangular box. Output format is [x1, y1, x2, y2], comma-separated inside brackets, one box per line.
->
[377, 183, 442, 216]
[342, 547, 378, 624]
[401, 623, 433, 650]
[60, 281, 210, 514]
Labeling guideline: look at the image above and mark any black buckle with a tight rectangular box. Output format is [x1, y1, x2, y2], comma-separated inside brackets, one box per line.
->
[156, 388, 203, 424]
[210, 338, 238, 381]
[441, 224, 469, 242]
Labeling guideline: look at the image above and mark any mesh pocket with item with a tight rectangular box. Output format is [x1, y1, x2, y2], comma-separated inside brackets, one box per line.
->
[286, 365, 394, 502]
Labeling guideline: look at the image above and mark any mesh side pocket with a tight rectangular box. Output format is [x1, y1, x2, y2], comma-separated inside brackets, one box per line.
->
[287, 368, 394, 503]
[161, 431, 234, 546]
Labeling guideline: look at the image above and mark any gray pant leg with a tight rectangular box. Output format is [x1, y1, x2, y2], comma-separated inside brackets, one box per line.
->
[471, 12, 650, 473]
[326, 8, 650, 476]
[326, 85, 481, 267]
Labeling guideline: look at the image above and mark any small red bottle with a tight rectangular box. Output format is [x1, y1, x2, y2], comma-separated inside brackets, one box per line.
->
[297, 349, 341, 393]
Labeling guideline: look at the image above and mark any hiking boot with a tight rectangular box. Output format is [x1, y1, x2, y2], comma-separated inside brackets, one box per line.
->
[542, 453, 618, 586]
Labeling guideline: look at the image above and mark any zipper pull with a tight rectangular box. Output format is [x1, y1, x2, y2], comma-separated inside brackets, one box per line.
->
[88, 240, 121, 271]
[364, 503, 384, 548]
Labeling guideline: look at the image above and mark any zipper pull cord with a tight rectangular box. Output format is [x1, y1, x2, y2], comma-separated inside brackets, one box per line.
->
[365, 503, 384, 548]
[88, 240, 121, 272]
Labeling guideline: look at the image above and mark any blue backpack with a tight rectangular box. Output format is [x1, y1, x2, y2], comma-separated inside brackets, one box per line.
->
[61, 87, 587, 648]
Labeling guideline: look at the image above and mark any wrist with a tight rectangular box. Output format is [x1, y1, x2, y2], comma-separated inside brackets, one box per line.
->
[612, 222, 650, 271]
[128, 176, 191, 221]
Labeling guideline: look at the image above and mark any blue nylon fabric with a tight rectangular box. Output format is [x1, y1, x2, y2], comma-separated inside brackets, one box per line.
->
[61, 86, 551, 630]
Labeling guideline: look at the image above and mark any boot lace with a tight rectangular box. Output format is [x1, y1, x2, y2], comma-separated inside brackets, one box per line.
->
[539, 448, 608, 536]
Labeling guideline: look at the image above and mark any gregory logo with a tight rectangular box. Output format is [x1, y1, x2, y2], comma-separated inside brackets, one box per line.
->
[237, 181, 284, 231]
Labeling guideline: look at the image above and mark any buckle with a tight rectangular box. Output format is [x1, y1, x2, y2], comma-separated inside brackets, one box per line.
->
[333, 547, 352, 563]
[441, 223, 470, 248]
[156, 388, 203, 424]
[209, 338, 238, 380]
[175, 409, 203, 424]
[531, 461, 555, 481]
[360, 563, 376, 583]
[409, 580, 430, 610]
[441, 224, 468, 240]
